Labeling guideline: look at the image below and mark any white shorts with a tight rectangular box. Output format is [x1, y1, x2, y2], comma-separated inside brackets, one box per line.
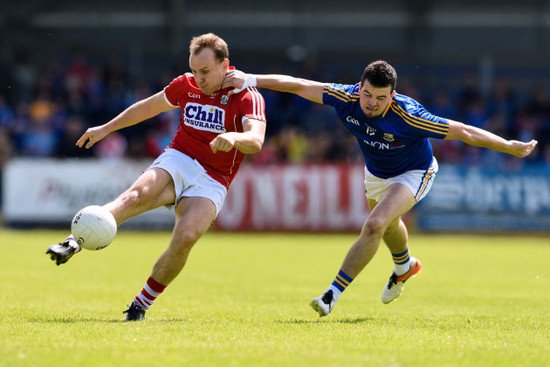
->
[364, 158, 438, 203]
[148, 148, 227, 216]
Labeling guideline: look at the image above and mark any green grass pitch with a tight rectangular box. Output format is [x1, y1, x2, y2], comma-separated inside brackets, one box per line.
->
[1, 229, 549, 367]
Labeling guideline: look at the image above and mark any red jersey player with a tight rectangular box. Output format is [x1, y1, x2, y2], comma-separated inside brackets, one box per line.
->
[164, 68, 265, 188]
[46, 33, 267, 321]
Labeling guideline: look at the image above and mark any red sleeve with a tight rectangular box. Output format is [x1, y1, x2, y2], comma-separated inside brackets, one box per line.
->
[163, 74, 188, 107]
[239, 87, 266, 122]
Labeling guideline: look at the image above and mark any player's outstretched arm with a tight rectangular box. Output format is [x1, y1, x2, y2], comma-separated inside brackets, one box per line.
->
[77, 91, 176, 149]
[445, 119, 538, 158]
[223, 69, 325, 104]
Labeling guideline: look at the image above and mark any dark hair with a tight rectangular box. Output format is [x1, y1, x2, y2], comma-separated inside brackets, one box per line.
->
[361, 60, 397, 91]
[189, 33, 229, 62]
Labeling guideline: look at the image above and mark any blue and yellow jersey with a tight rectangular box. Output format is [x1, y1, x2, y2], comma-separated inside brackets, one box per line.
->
[323, 83, 449, 178]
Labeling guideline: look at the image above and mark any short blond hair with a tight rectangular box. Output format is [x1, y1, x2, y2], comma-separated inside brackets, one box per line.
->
[189, 33, 228, 62]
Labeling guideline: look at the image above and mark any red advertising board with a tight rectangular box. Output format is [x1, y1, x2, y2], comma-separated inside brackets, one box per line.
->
[214, 164, 370, 231]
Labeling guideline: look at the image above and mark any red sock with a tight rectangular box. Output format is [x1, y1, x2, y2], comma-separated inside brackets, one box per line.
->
[133, 277, 167, 310]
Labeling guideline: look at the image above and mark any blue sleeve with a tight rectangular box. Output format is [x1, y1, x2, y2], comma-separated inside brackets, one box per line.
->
[322, 83, 359, 108]
[391, 99, 449, 139]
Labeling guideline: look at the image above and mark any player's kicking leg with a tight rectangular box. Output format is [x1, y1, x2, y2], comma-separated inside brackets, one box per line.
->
[46, 235, 81, 265]
[45, 168, 176, 266]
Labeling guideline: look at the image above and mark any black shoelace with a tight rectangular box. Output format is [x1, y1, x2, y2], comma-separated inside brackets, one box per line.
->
[321, 290, 334, 305]
[387, 273, 398, 288]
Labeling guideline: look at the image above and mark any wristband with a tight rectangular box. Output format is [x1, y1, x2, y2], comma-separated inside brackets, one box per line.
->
[243, 74, 257, 89]
[232, 74, 257, 94]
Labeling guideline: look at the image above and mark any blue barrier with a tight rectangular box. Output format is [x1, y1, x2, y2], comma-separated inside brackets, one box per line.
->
[416, 163, 550, 232]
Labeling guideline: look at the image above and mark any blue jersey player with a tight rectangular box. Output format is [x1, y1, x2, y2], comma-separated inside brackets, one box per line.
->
[223, 61, 538, 317]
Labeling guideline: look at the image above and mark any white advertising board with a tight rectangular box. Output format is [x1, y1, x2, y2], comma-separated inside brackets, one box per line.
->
[3, 158, 174, 228]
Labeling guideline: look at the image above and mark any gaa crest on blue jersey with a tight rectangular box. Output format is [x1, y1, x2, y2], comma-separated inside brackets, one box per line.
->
[365, 125, 376, 136]
[383, 133, 395, 142]
[220, 95, 229, 105]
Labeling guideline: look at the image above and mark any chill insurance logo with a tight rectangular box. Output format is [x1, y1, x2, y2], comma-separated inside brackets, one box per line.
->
[184, 103, 226, 133]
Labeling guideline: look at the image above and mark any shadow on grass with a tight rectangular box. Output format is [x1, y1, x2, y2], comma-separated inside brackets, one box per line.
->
[27, 316, 188, 324]
[277, 316, 376, 324]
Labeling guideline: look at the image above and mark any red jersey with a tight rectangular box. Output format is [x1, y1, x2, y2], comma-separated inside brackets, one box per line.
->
[163, 71, 266, 188]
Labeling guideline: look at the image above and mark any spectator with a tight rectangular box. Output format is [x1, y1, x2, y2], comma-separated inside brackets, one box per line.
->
[95, 132, 127, 160]
[428, 86, 457, 119]
[55, 115, 94, 158]
[65, 54, 91, 96]
[523, 84, 550, 121]
[11, 53, 37, 104]
[455, 71, 483, 117]
[0, 128, 14, 206]
[0, 94, 16, 131]
[20, 119, 58, 157]
[487, 77, 517, 128]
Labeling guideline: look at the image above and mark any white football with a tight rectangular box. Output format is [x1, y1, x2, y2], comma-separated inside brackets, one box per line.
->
[71, 205, 117, 250]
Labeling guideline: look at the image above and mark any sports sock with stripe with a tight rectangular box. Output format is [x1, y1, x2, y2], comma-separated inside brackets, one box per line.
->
[392, 248, 411, 276]
[133, 276, 167, 310]
[327, 269, 354, 302]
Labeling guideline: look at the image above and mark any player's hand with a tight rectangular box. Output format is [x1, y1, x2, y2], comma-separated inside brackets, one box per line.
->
[223, 70, 255, 96]
[76, 125, 109, 149]
[210, 133, 236, 153]
[222, 69, 246, 96]
[509, 139, 538, 158]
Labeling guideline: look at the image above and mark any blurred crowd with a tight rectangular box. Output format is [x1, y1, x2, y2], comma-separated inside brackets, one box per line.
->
[1, 53, 549, 174]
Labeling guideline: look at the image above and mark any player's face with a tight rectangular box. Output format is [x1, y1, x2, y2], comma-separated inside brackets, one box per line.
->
[189, 48, 229, 95]
[359, 80, 394, 118]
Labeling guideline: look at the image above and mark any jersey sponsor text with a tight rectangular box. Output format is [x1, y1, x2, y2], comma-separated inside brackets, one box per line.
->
[363, 139, 390, 150]
[184, 103, 226, 133]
